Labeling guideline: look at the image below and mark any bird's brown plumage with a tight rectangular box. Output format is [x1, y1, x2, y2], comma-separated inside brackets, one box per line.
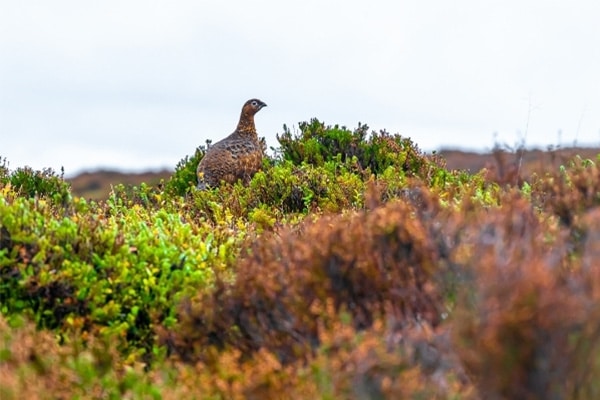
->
[197, 99, 266, 189]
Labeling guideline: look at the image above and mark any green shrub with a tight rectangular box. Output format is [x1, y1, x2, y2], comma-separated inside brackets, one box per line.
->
[0, 162, 71, 205]
[0, 185, 242, 361]
[4, 131, 599, 399]
[163, 145, 205, 197]
[0, 157, 9, 181]
[276, 119, 445, 180]
[161, 191, 444, 365]
[276, 119, 368, 166]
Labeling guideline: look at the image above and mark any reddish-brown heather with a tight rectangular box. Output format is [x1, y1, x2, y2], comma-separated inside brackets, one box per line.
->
[160, 189, 445, 366]
[451, 193, 600, 399]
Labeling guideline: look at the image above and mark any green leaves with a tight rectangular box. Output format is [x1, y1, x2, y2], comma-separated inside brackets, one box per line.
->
[3, 127, 600, 399]
[275, 119, 442, 181]
[0, 121, 502, 366]
[0, 164, 71, 205]
[0, 174, 238, 358]
[163, 145, 205, 197]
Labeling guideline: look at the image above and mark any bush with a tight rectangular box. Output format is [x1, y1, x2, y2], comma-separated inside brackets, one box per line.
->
[163, 145, 205, 197]
[450, 193, 600, 399]
[0, 314, 163, 400]
[0, 184, 242, 362]
[2, 131, 599, 399]
[161, 190, 444, 365]
[530, 155, 600, 226]
[276, 119, 446, 180]
[0, 161, 71, 205]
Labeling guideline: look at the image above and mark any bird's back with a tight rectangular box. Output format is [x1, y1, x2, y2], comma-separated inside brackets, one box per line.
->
[196, 98, 266, 190]
[197, 133, 262, 189]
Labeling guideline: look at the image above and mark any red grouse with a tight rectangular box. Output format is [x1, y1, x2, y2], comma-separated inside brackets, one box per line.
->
[196, 98, 267, 189]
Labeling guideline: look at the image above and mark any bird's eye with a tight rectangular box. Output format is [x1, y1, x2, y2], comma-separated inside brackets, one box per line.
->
[251, 100, 258, 106]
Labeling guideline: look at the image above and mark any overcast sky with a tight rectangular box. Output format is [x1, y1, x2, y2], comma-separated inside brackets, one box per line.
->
[1, 1, 599, 176]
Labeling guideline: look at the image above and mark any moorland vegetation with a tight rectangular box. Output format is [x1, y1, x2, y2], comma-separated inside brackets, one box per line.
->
[1, 119, 600, 399]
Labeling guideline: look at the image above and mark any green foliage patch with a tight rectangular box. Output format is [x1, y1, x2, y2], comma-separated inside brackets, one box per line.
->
[2, 122, 600, 399]
[0, 173, 243, 361]
[276, 119, 446, 178]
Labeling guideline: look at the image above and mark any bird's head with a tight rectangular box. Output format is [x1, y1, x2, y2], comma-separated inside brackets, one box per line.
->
[242, 98, 267, 116]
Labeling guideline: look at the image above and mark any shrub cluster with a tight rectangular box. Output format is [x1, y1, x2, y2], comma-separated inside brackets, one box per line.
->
[161, 191, 443, 365]
[2, 126, 600, 399]
[276, 119, 446, 179]
[0, 158, 71, 205]
[0, 175, 244, 361]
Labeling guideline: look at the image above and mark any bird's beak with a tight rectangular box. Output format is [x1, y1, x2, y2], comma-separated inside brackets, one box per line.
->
[259, 101, 267, 109]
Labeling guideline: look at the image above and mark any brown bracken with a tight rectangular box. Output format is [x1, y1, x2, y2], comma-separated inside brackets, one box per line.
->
[197, 98, 267, 189]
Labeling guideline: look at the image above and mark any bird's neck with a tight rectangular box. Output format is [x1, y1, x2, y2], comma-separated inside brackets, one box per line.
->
[235, 112, 257, 136]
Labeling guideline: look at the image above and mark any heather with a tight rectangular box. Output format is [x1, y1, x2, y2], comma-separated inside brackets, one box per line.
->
[1, 120, 600, 399]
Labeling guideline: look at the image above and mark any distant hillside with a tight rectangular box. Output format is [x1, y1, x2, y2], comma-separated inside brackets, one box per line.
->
[67, 147, 600, 200]
[439, 146, 600, 173]
[68, 169, 172, 200]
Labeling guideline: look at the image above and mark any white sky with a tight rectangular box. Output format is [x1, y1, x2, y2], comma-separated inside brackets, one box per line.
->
[1, 1, 599, 175]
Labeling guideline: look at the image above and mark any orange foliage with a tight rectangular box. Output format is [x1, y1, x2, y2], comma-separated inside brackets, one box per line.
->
[161, 188, 444, 367]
